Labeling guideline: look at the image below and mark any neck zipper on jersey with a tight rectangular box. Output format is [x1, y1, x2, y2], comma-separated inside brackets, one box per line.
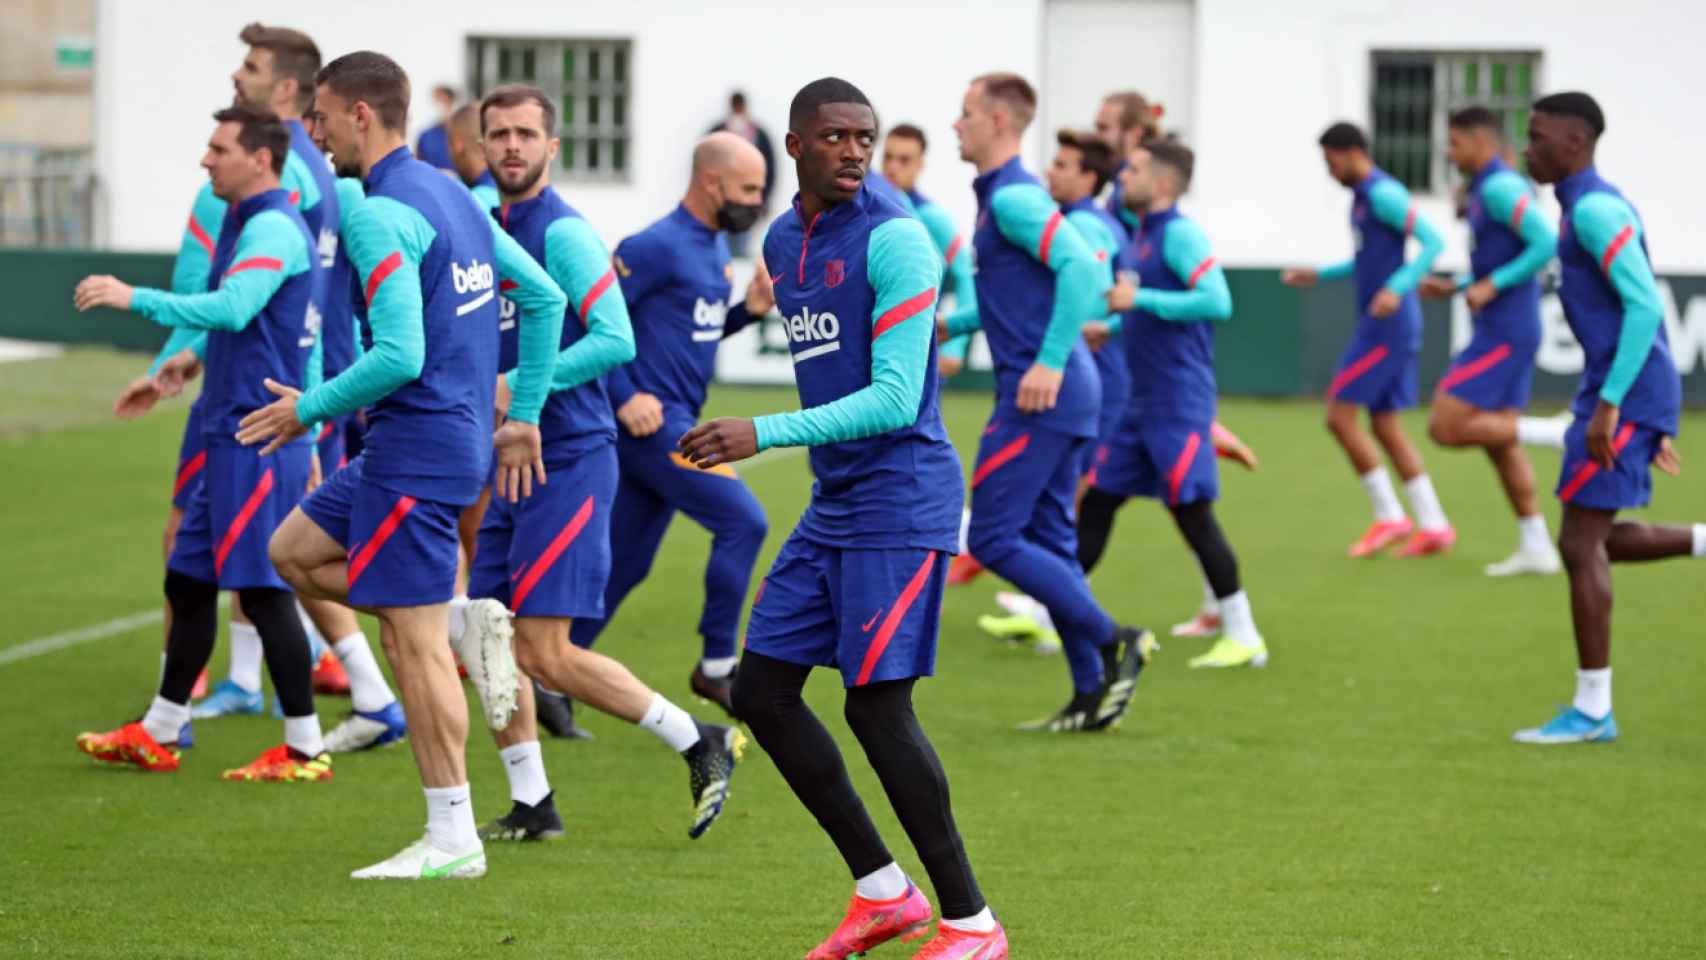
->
[798, 210, 822, 285]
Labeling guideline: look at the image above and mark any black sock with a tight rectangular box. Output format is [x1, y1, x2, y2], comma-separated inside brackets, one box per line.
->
[1076, 487, 1129, 574]
[731, 652, 893, 878]
[845, 679, 985, 919]
[237, 586, 314, 718]
[1171, 501, 1240, 597]
[161, 571, 220, 704]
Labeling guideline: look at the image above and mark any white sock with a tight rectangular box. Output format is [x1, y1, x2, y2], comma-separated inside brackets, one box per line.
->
[1517, 415, 1568, 449]
[1199, 572, 1220, 616]
[1403, 474, 1449, 531]
[640, 693, 702, 752]
[424, 783, 479, 851]
[1218, 591, 1262, 649]
[1573, 667, 1612, 720]
[1359, 468, 1407, 523]
[228, 621, 263, 693]
[1029, 600, 1055, 633]
[283, 713, 324, 757]
[447, 594, 471, 645]
[499, 740, 551, 806]
[1518, 514, 1553, 554]
[958, 508, 972, 555]
[942, 907, 998, 933]
[334, 632, 394, 713]
[700, 656, 737, 679]
[141, 694, 189, 745]
[1693, 524, 1706, 557]
[854, 862, 908, 900]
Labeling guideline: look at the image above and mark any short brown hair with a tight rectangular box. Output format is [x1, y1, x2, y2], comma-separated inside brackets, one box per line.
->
[316, 51, 410, 134]
[1143, 137, 1196, 193]
[478, 84, 559, 137]
[213, 105, 290, 175]
[1103, 91, 1158, 137]
[974, 72, 1037, 132]
[1055, 129, 1119, 194]
[238, 23, 321, 113]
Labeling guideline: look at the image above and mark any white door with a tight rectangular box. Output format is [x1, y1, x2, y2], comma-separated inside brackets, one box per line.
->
[1039, 0, 1195, 159]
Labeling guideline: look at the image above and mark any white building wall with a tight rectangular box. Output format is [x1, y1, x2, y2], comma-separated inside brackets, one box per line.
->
[96, 0, 1705, 271]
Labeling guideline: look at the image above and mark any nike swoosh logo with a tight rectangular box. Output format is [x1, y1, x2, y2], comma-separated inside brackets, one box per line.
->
[855, 911, 890, 936]
[419, 851, 482, 879]
[861, 608, 884, 633]
[449, 798, 467, 806]
[958, 943, 992, 960]
[508, 757, 526, 765]
[770, 272, 784, 285]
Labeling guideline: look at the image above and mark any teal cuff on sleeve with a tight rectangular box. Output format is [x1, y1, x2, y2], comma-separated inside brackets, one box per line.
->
[1319, 259, 1354, 281]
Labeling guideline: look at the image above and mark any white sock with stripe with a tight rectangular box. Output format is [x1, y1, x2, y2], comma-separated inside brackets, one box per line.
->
[640, 694, 701, 752]
[424, 783, 478, 851]
[1359, 468, 1406, 523]
[499, 740, 551, 806]
[1403, 474, 1449, 531]
[228, 620, 263, 693]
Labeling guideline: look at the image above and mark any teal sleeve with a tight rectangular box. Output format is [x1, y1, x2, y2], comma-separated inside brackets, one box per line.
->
[168, 184, 226, 295]
[281, 151, 323, 216]
[1065, 210, 1120, 326]
[939, 333, 971, 361]
[916, 202, 973, 304]
[944, 300, 981, 336]
[991, 184, 1102, 369]
[489, 219, 568, 424]
[334, 178, 366, 229]
[1131, 218, 1232, 323]
[1573, 193, 1664, 407]
[1319, 259, 1354, 280]
[130, 210, 307, 332]
[296, 197, 429, 424]
[1480, 172, 1558, 291]
[505, 218, 629, 401]
[1368, 179, 1442, 295]
[146, 328, 208, 375]
[753, 218, 938, 450]
[472, 183, 501, 213]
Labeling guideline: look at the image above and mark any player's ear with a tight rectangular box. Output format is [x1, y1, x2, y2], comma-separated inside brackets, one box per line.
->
[546, 136, 560, 165]
[785, 131, 802, 161]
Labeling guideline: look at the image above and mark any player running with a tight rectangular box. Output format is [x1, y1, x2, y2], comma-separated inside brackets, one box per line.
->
[1416, 106, 1563, 577]
[448, 86, 746, 842]
[1283, 123, 1453, 559]
[74, 106, 330, 782]
[880, 123, 978, 378]
[1509, 92, 1702, 745]
[679, 75, 1007, 959]
[1094, 90, 1160, 231]
[565, 132, 775, 717]
[942, 72, 1152, 733]
[244, 51, 568, 879]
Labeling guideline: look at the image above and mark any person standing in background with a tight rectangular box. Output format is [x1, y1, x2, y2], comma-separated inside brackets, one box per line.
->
[415, 84, 457, 174]
[708, 91, 776, 256]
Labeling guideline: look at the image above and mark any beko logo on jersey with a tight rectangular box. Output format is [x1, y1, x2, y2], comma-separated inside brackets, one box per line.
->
[785, 307, 840, 362]
[692, 298, 727, 342]
[453, 258, 496, 316]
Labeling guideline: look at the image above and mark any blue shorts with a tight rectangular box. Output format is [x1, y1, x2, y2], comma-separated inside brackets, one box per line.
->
[1556, 419, 1666, 511]
[745, 530, 947, 688]
[1440, 331, 1538, 411]
[1329, 333, 1417, 413]
[315, 416, 351, 476]
[300, 453, 460, 608]
[1095, 418, 1218, 506]
[967, 418, 1086, 557]
[169, 442, 310, 590]
[171, 403, 207, 511]
[469, 444, 617, 619]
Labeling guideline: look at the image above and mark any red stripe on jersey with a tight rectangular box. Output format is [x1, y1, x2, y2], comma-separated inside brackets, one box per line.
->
[1601, 225, 1635, 274]
[1187, 257, 1218, 288]
[1510, 195, 1530, 231]
[187, 216, 215, 257]
[364, 251, 403, 303]
[944, 235, 963, 266]
[1037, 211, 1063, 264]
[214, 468, 275, 576]
[872, 290, 935, 340]
[226, 257, 283, 276]
[578, 269, 616, 318]
[511, 495, 596, 611]
[854, 551, 938, 686]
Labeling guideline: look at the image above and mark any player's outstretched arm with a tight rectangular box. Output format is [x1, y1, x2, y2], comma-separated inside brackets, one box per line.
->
[1483, 172, 1559, 292]
[1369, 179, 1444, 296]
[1577, 192, 1664, 412]
[1129, 218, 1232, 323]
[119, 212, 304, 332]
[680, 219, 939, 467]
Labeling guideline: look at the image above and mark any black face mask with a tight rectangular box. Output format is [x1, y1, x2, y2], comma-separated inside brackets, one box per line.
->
[716, 200, 763, 234]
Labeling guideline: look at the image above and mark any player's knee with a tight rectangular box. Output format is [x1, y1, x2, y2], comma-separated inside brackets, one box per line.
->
[1427, 411, 1461, 448]
[965, 524, 1015, 565]
[163, 569, 217, 612]
[235, 586, 292, 626]
[843, 681, 914, 740]
[729, 666, 774, 725]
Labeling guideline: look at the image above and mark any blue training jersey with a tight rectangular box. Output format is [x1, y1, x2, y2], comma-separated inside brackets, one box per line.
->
[1345, 168, 1430, 348]
[1062, 196, 1130, 425]
[607, 204, 757, 422]
[760, 183, 962, 551]
[1117, 204, 1231, 423]
[1465, 156, 1549, 345]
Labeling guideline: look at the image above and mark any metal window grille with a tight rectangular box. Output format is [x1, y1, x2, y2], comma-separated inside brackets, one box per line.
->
[467, 37, 631, 182]
[1370, 50, 1541, 195]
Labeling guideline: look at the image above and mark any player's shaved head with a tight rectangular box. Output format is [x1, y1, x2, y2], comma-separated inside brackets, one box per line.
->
[789, 77, 872, 134]
[693, 130, 762, 178]
[450, 102, 481, 141]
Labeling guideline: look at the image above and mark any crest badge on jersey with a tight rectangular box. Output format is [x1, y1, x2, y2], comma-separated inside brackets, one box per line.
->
[825, 259, 845, 288]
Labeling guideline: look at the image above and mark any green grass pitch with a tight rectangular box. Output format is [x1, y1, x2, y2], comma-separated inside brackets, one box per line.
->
[2, 349, 1703, 958]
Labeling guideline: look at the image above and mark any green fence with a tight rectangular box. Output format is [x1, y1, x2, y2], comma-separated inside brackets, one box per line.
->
[5, 248, 1703, 405]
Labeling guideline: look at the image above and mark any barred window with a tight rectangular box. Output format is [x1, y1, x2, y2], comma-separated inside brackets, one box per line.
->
[1370, 50, 1541, 194]
[467, 37, 632, 182]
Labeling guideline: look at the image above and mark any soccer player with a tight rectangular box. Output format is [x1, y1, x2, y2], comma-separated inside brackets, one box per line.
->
[242, 51, 567, 879]
[880, 123, 978, 378]
[565, 132, 776, 717]
[451, 85, 746, 842]
[943, 71, 1151, 732]
[1093, 140, 1269, 669]
[1282, 123, 1453, 558]
[1510, 92, 1702, 745]
[1417, 107, 1563, 577]
[446, 101, 500, 209]
[679, 75, 1007, 959]
[1094, 90, 1160, 231]
[74, 106, 330, 782]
